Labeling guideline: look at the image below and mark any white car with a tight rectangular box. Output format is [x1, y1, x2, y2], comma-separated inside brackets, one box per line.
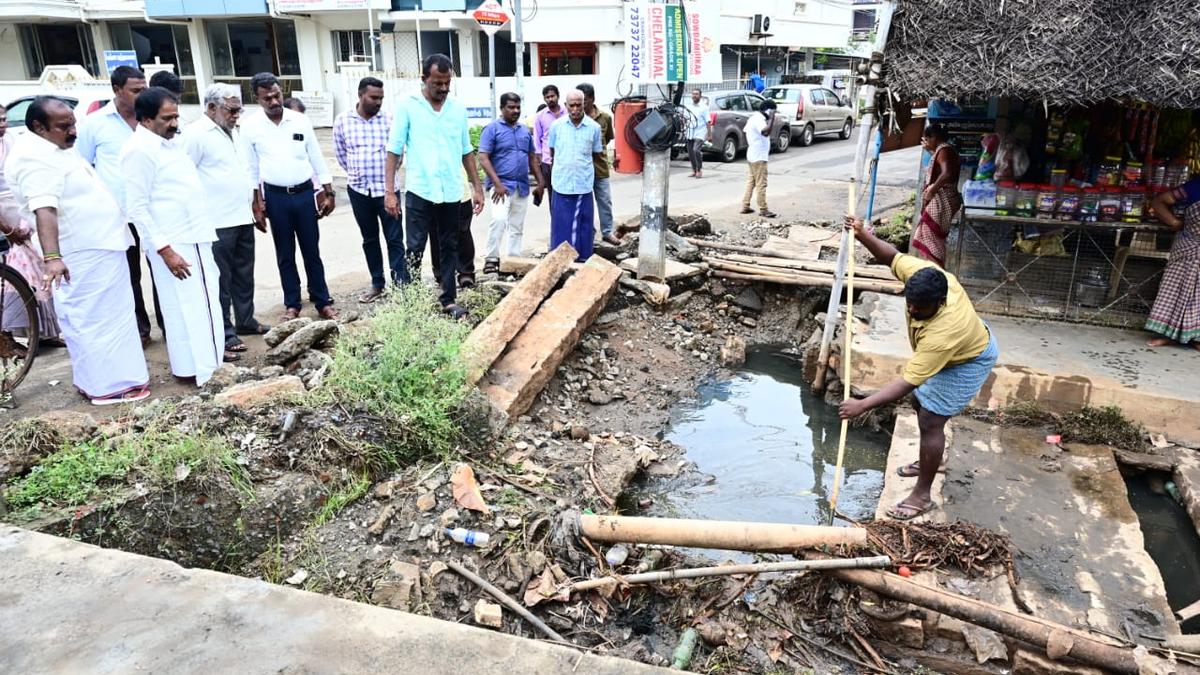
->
[762, 84, 855, 147]
[4, 92, 111, 137]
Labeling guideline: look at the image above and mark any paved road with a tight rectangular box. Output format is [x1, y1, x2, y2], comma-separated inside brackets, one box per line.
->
[4, 129, 920, 417]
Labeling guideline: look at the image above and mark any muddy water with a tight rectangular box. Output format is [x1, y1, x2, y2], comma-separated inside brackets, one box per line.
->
[627, 346, 888, 538]
[1124, 475, 1200, 634]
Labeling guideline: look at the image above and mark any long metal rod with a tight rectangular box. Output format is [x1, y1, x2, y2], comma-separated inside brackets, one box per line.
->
[571, 556, 892, 591]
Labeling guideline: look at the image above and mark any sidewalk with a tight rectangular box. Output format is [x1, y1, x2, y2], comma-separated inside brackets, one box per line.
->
[0, 526, 669, 675]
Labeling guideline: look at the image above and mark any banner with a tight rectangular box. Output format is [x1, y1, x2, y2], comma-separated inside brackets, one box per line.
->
[625, 0, 720, 84]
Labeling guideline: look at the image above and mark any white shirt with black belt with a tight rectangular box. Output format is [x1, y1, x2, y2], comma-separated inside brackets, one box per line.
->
[238, 108, 331, 190]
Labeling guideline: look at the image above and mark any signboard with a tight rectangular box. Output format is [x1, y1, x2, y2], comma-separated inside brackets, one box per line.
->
[472, 0, 510, 36]
[274, 0, 370, 10]
[466, 106, 494, 120]
[103, 50, 139, 75]
[292, 91, 335, 128]
[624, 0, 721, 84]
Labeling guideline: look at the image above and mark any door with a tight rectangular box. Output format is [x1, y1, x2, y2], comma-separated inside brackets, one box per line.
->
[820, 88, 845, 131]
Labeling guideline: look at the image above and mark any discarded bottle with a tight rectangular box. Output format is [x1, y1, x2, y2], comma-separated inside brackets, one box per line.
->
[1165, 481, 1182, 505]
[604, 544, 629, 566]
[445, 527, 490, 547]
[670, 627, 699, 669]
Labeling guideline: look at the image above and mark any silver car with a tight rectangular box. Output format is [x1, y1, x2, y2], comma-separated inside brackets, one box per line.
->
[762, 84, 854, 147]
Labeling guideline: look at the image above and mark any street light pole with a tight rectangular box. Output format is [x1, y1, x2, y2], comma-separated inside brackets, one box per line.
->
[513, 0, 524, 100]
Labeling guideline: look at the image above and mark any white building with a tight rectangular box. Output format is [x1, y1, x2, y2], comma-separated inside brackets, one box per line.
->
[0, 0, 853, 123]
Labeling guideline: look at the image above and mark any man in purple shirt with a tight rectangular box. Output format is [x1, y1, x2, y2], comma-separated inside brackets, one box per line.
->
[532, 84, 565, 208]
[333, 77, 407, 304]
[478, 92, 546, 275]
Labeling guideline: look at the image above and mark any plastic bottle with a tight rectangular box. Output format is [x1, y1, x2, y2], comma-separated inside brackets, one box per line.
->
[445, 527, 490, 547]
[604, 544, 629, 566]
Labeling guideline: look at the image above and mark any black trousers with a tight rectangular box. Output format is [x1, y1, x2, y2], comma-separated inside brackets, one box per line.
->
[264, 188, 331, 311]
[127, 224, 164, 338]
[212, 224, 259, 344]
[405, 193, 463, 307]
[430, 200, 476, 282]
[348, 187, 408, 288]
[687, 138, 705, 173]
[540, 162, 554, 208]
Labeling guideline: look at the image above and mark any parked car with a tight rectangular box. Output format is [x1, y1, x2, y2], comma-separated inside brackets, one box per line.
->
[3, 93, 110, 137]
[674, 89, 791, 163]
[762, 84, 854, 147]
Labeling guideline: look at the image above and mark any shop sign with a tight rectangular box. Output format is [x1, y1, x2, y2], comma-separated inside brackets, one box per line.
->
[472, 0, 511, 36]
[103, 50, 139, 75]
[624, 0, 720, 84]
[274, 0, 372, 11]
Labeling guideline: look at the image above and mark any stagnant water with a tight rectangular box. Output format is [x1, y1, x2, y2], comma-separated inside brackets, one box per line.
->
[625, 346, 889, 540]
[1124, 474, 1200, 634]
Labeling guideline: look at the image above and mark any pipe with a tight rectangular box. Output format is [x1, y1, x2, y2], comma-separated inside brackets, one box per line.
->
[578, 514, 867, 552]
[570, 556, 892, 592]
[821, 564, 1140, 673]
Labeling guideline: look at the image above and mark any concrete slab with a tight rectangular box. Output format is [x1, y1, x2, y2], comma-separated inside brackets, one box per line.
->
[926, 419, 1179, 637]
[851, 292, 1200, 445]
[875, 413, 949, 523]
[619, 258, 703, 281]
[0, 526, 668, 675]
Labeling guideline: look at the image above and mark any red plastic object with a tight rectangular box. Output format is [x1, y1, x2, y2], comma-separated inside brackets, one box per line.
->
[1046, 434, 1062, 444]
[613, 99, 646, 175]
[898, 565, 912, 578]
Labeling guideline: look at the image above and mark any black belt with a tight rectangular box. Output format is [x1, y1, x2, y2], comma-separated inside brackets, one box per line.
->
[263, 180, 313, 195]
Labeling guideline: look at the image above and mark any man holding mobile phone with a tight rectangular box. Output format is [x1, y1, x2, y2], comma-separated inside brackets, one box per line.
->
[741, 99, 777, 219]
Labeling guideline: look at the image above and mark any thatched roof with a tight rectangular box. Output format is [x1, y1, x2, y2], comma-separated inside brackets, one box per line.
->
[883, 0, 1200, 109]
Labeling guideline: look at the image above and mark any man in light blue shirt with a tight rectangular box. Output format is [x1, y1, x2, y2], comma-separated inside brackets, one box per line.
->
[547, 90, 603, 262]
[384, 53, 484, 319]
[75, 65, 161, 344]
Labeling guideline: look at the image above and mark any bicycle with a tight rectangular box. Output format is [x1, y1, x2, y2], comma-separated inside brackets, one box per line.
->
[0, 245, 41, 403]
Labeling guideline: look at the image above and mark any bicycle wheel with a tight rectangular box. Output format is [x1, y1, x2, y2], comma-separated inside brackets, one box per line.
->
[0, 262, 40, 398]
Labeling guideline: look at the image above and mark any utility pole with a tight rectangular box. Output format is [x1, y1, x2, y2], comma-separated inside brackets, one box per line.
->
[636, 83, 681, 282]
[513, 0, 524, 100]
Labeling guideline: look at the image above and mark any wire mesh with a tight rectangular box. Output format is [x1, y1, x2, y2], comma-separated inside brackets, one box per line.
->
[948, 213, 1174, 328]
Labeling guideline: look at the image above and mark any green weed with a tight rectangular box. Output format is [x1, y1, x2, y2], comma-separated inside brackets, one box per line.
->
[314, 472, 371, 525]
[311, 285, 472, 465]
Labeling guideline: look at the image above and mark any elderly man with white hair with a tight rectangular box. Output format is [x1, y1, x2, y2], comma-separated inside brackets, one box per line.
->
[183, 82, 269, 359]
[547, 89, 604, 262]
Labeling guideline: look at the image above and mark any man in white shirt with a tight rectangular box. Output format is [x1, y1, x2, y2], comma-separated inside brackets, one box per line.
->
[75, 65, 162, 344]
[740, 99, 777, 218]
[683, 88, 710, 178]
[184, 83, 269, 358]
[240, 72, 338, 321]
[121, 87, 224, 386]
[5, 97, 149, 405]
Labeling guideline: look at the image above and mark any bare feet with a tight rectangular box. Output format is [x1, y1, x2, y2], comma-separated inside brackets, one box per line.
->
[1147, 336, 1173, 347]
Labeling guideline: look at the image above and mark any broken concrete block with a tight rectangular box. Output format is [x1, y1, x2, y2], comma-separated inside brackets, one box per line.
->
[732, 287, 763, 312]
[618, 276, 670, 306]
[266, 320, 339, 366]
[264, 317, 313, 348]
[619, 258, 703, 282]
[415, 492, 436, 512]
[462, 242, 577, 386]
[371, 580, 412, 609]
[480, 255, 623, 419]
[474, 599, 503, 628]
[719, 336, 746, 367]
[214, 376, 306, 408]
[34, 410, 97, 441]
[499, 256, 585, 277]
[870, 615, 925, 649]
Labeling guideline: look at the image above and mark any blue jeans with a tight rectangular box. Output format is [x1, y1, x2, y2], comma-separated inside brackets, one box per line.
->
[348, 187, 409, 288]
[594, 176, 613, 236]
[264, 188, 331, 311]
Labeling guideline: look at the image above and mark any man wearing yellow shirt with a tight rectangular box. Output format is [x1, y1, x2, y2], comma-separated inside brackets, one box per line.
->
[839, 215, 999, 520]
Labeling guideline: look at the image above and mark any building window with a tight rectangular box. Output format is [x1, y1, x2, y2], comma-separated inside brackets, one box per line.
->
[852, 9, 877, 39]
[537, 42, 596, 76]
[419, 30, 461, 74]
[109, 23, 199, 103]
[206, 19, 303, 101]
[476, 31, 529, 78]
[333, 30, 383, 70]
[18, 24, 99, 78]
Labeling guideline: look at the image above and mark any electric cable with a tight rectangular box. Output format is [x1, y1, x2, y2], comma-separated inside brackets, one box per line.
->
[621, 98, 700, 153]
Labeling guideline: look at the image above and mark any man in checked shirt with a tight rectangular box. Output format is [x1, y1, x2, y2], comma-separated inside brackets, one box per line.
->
[333, 77, 408, 304]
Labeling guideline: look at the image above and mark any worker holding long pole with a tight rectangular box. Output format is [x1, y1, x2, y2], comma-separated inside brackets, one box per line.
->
[837, 215, 999, 521]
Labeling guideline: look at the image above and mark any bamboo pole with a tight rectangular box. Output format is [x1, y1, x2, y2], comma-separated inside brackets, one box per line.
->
[703, 252, 896, 281]
[710, 271, 902, 295]
[685, 237, 805, 259]
[828, 184, 858, 524]
[821, 564, 1140, 673]
[578, 514, 867, 551]
[570, 556, 891, 592]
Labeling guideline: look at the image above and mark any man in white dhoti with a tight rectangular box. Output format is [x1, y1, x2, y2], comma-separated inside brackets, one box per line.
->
[121, 87, 224, 386]
[5, 97, 149, 405]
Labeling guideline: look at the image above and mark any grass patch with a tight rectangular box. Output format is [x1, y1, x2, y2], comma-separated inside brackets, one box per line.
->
[458, 285, 501, 320]
[873, 191, 915, 251]
[315, 472, 371, 525]
[966, 400, 1056, 427]
[4, 426, 248, 519]
[311, 285, 472, 466]
[0, 418, 64, 479]
[1061, 405, 1148, 452]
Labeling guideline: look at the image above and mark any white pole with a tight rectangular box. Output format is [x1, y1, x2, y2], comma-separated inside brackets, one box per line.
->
[513, 0, 524, 101]
[488, 31, 497, 115]
[367, 7, 377, 71]
[415, 7, 423, 70]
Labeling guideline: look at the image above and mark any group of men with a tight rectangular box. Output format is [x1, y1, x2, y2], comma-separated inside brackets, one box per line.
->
[0, 54, 632, 404]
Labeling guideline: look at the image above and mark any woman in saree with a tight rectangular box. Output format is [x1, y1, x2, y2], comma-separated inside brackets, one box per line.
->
[912, 124, 962, 267]
[1146, 178, 1200, 350]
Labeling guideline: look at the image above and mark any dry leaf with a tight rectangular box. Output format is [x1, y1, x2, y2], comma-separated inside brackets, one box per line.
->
[523, 569, 569, 606]
[450, 463, 491, 515]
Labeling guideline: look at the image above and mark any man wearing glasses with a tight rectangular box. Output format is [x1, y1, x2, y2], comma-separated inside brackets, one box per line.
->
[183, 83, 270, 359]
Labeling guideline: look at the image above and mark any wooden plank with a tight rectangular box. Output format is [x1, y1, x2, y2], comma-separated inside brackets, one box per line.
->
[479, 256, 623, 418]
[461, 243, 577, 386]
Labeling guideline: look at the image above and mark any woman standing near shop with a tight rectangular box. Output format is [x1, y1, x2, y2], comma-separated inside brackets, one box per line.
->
[912, 124, 963, 267]
[1146, 178, 1200, 350]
